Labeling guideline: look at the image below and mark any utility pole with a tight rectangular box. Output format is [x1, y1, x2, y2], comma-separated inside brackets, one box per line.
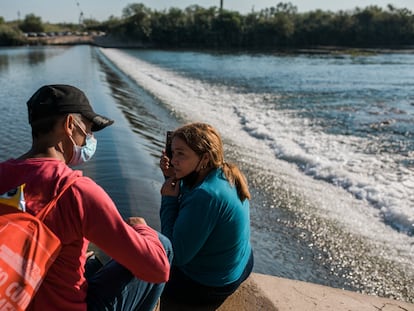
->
[220, 0, 223, 11]
[76, 2, 84, 26]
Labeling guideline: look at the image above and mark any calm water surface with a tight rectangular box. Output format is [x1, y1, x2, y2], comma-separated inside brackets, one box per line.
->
[0, 46, 412, 302]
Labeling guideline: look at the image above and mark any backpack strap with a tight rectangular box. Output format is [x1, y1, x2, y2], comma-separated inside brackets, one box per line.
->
[36, 178, 79, 221]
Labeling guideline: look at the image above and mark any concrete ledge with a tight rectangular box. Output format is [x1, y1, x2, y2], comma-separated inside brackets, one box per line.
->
[159, 272, 414, 311]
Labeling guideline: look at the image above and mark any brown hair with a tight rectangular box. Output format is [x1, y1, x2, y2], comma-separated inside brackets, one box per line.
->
[173, 122, 251, 201]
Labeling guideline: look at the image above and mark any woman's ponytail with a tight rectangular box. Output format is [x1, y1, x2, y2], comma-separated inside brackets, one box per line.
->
[222, 162, 251, 201]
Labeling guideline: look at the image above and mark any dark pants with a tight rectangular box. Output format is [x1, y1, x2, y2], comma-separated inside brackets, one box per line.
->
[86, 234, 173, 311]
[162, 250, 254, 305]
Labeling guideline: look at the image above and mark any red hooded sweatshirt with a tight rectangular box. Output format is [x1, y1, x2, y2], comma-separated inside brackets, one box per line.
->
[0, 158, 170, 311]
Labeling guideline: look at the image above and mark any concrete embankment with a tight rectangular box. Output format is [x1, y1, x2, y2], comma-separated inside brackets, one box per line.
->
[158, 272, 414, 311]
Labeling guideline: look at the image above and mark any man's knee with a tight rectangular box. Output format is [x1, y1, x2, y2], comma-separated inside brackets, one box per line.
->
[158, 233, 173, 263]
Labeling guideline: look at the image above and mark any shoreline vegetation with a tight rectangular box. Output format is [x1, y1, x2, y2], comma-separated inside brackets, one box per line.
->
[1, 2, 414, 53]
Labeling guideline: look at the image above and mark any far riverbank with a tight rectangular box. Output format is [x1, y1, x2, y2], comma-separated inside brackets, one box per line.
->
[21, 33, 414, 55]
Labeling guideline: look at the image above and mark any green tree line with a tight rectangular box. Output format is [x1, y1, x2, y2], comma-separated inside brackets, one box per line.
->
[110, 2, 414, 48]
[1, 2, 414, 48]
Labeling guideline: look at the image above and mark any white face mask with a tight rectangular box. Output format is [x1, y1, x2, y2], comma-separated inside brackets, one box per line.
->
[68, 120, 97, 166]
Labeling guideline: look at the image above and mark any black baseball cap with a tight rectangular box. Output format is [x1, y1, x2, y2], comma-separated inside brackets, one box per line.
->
[27, 84, 114, 131]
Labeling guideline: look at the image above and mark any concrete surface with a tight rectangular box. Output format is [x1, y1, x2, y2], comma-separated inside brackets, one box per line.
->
[158, 272, 414, 311]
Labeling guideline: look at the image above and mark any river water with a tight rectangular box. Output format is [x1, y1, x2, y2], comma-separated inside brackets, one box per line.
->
[0, 45, 413, 303]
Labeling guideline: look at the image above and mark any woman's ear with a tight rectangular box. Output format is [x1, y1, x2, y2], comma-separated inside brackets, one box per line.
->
[201, 153, 210, 168]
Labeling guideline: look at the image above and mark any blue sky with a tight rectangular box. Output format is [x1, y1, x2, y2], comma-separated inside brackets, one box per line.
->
[2, 0, 414, 23]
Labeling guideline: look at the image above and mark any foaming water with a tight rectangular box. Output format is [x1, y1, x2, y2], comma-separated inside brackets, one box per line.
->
[99, 48, 414, 301]
[100, 48, 413, 232]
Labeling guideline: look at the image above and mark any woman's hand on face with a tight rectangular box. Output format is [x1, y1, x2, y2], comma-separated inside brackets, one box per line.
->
[160, 151, 175, 178]
[161, 177, 180, 197]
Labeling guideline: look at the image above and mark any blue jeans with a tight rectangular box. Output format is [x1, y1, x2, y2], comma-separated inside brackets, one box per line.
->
[86, 234, 173, 311]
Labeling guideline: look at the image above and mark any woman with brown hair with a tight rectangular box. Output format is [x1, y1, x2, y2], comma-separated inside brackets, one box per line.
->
[159, 122, 253, 305]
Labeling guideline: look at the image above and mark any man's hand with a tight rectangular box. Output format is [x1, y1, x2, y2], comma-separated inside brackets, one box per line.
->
[127, 217, 147, 226]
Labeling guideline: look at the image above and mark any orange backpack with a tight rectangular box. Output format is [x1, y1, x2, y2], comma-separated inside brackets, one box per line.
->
[0, 179, 77, 310]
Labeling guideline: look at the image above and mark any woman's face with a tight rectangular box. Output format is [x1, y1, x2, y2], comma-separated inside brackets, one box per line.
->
[170, 137, 201, 179]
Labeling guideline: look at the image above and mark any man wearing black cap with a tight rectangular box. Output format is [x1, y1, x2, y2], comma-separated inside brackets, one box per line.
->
[0, 85, 172, 310]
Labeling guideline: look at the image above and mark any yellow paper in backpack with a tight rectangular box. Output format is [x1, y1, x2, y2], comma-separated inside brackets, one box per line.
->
[0, 184, 26, 211]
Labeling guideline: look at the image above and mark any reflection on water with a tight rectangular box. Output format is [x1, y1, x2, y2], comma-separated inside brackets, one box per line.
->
[0, 54, 9, 70]
[0, 47, 66, 70]
[27, 49, 47, 65]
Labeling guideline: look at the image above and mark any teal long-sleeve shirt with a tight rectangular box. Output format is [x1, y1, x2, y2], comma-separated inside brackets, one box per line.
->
[160, 168, 252, 287]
